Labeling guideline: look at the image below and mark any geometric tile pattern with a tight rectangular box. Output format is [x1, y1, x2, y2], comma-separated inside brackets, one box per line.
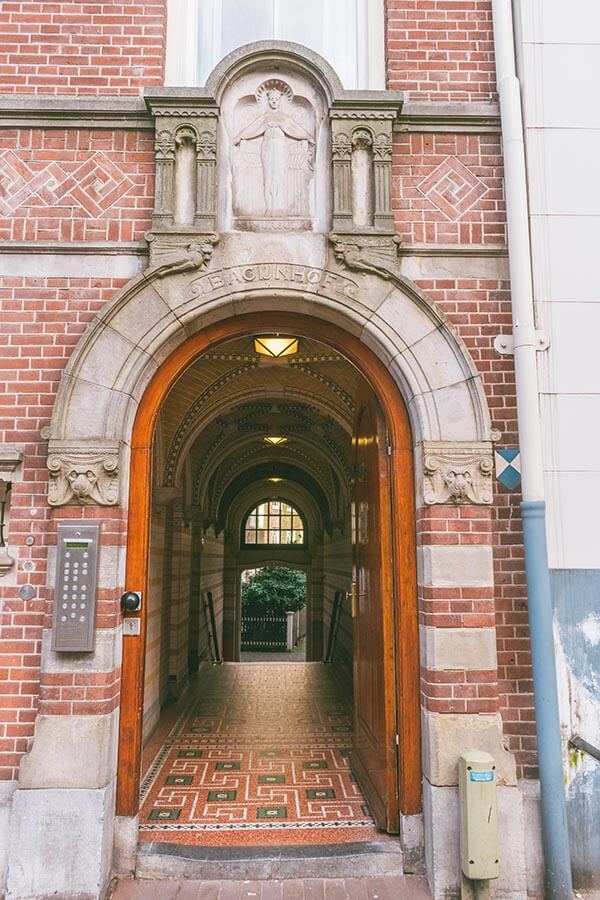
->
[417, 156, 487, 220]
[139, 663, 377, 846]
[0, 149, 134, 217]
[495, 448, 521, 491]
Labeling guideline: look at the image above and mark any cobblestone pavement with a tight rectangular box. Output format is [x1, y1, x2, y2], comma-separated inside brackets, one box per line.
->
[111, 875, 432, 899]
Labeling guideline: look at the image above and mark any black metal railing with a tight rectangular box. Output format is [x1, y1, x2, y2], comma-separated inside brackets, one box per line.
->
[241, 613, 287, 651]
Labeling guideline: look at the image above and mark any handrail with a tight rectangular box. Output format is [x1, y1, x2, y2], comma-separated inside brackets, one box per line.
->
[569, 734, 600, 763]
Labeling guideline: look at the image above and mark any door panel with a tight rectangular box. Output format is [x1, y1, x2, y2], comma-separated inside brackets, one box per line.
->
[351, 388, 399, 833]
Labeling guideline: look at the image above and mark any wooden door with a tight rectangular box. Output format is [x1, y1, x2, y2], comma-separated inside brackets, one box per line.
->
[351, 387, 399, 833]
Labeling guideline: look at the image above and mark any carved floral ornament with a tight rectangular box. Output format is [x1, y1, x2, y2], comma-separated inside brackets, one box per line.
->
[47, 444, 120, 507]
[422, 444, 494, 505]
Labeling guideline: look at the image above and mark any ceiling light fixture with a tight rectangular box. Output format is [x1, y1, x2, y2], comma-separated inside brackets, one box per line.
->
[254, 335, 299, 358]
[268, 477, 283, 483]
[263, 435, 288, 446]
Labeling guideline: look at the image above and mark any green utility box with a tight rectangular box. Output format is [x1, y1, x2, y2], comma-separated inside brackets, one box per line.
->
[458, 750, 500, 880]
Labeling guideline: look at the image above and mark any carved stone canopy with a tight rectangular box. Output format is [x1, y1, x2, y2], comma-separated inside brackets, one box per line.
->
[0, 444, 24, 481]
[47, 442, 120, 507]
[422, 443, 494, 505]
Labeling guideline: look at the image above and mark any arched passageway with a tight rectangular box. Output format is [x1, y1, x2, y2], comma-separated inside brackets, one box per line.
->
[117, 313, 420, 851]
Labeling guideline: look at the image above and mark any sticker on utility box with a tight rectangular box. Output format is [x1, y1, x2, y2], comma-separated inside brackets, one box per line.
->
[470, 771, 495, 782]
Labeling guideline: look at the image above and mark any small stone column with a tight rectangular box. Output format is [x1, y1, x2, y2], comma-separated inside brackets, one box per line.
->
[144, 91, 219, 265]
[330, 99, 400, 238]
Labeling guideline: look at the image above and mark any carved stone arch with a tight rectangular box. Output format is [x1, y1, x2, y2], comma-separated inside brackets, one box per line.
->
[46, 262, 492, 508]
[204, 40, 345, 106]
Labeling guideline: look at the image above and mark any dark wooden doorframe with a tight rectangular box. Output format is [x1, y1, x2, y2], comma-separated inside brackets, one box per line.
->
[115, 311, 421, 818]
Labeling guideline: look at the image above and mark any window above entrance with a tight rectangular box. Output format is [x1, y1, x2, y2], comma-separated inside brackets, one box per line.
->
[243, 500, 305, 546]
[165, 0, 385, 89]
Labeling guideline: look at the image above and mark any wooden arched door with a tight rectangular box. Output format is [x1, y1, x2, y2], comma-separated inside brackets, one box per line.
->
[115, 313, 420, 820]
[351, 385, 400, 832]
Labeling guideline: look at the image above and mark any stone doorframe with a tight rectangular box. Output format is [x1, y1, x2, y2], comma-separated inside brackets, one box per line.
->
[36, 250, 522, 884]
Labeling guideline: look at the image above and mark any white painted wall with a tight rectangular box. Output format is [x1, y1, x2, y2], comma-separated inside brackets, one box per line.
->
[516, 0, 600, 568]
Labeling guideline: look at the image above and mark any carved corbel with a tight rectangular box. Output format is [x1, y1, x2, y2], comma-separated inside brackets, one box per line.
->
[47, 442, 120, 507]
[329, 232, 401, 281]
[422, 443, 494, 505]
[149, 234, 218, 278]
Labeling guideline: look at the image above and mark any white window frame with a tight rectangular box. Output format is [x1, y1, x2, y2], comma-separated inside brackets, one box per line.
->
[165, 0, 385, 89]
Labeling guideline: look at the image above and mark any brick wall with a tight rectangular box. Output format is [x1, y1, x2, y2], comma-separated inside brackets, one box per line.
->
[0, 0, 536, 784]
[0, 277, 129, 779]
[386, 0, 497, 101]
[0, 129, 154, 242]
[393, 133, 506, 245]
[0, 0, 165, 95]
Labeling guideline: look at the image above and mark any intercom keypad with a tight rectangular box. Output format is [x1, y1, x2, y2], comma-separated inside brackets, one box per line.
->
[51, 522, 100, 652]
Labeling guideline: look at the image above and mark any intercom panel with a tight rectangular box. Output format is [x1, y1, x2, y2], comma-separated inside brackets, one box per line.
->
[51, 522, 100, 652]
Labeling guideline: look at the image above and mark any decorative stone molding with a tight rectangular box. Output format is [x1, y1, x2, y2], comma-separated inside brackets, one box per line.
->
[145, 91, 220, 251]
[330, 97, 402, 234]
[47, 442, 120, 507]
[146, 233, 218, 276]
[0, 444, 24, 480]
[422, 443, 494, 505]
[329, 232, 402, 281]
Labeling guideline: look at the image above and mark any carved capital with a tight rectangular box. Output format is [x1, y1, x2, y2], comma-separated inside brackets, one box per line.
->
[155, 129, 175, 161]
[174, 124, 197, 148]
[147, 233, 219, 277]
[47, 442, 120, 507]
[422, 443, 494, 505]
[0, 444, 24, 481]
[197, 130, 217, 161]
[352, 127, 373, 150]
[373, 131, 393, 161]
[332, 132, 352, 161]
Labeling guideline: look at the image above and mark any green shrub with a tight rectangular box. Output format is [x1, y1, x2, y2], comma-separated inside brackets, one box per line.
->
[241, 566, 306, 616]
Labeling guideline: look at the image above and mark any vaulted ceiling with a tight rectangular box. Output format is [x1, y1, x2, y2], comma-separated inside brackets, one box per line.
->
[154, 335, 368, 530]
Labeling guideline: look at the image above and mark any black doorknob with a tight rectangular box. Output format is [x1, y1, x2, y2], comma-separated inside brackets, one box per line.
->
[120, 591, 142, 613]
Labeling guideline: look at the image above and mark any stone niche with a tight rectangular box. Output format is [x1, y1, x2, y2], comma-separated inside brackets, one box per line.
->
[218, 67, 330, 234]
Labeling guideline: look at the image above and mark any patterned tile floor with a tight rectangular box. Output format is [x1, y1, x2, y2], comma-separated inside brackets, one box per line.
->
[139, 663, 379, 847]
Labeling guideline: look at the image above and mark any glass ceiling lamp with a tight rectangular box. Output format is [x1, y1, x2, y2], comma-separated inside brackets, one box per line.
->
[263, 435, 288, 446]
[268, 477, 283, 483]
[254, 335, 299, 358]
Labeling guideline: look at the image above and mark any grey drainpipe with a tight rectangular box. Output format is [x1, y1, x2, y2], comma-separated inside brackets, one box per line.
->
[490, 1, 573, 896]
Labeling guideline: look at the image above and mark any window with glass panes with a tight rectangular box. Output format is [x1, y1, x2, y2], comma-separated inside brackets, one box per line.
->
[243, 500, 305, 545]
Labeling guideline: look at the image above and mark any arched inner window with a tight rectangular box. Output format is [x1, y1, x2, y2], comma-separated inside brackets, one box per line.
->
[166, 0, 385, 89]
[243, 500, 305, 545]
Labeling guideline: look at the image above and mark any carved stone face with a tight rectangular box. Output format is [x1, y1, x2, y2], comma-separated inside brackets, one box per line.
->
[267, 90, 282, 110]
[68, 468, 98, 500]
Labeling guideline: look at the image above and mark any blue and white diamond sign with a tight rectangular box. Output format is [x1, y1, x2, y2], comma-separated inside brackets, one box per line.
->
[495, 449, 521, 490]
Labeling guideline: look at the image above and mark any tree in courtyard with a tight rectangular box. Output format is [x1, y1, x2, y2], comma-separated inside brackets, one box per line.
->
[241, 566, 306, 616]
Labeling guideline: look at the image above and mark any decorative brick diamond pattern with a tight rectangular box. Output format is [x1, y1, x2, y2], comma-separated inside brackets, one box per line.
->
[417, 156, 488, 221]
[139, 663, 377, 846]
[0, 131, 154, 242]
[0, 150, 134, 217]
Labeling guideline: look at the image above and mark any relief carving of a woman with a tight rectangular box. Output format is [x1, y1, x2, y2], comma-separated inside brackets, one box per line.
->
[233, 79, 315, 223]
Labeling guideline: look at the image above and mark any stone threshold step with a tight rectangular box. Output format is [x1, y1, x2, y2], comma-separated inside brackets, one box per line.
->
[136, 840, 404, 880]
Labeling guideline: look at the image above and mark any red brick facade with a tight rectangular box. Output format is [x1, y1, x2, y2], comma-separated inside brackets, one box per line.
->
[0, 0, 535, 786]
